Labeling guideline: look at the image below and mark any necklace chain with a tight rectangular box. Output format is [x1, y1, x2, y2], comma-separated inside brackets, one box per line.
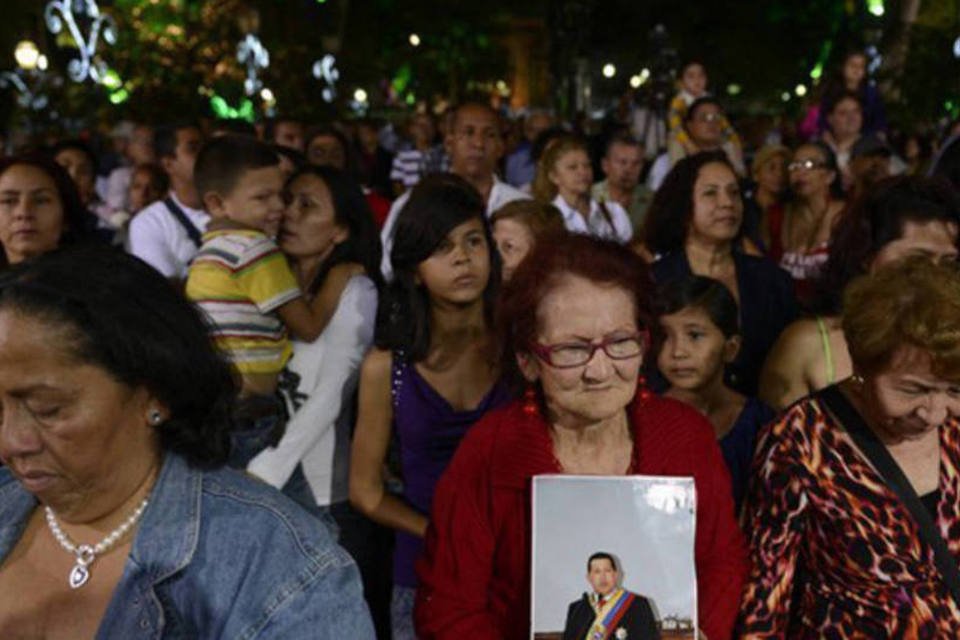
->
[44, 498, 149, 589]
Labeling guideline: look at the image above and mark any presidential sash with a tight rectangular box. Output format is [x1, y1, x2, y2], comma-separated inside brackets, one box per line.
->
[587, 589, 637, 640]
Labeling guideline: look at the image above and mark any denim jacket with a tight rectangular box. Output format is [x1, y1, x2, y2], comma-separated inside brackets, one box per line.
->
[0, 454, 376, 639]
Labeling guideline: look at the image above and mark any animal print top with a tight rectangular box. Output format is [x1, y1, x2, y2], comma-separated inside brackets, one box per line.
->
[737, 386, 960, 638]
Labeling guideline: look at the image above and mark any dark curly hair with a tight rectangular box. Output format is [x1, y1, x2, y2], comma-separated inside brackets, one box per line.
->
[641, 150, 735, 254]
[0, 246, 238, 468]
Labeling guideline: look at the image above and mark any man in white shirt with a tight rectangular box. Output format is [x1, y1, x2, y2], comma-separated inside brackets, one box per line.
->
[127, 123, 207, 282]
[380, 102, 528, 279]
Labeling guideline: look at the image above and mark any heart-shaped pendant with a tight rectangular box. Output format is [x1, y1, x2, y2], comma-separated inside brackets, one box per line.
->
[69, 564, 90, 589]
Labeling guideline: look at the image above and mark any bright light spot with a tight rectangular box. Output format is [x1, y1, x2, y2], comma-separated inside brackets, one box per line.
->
[867, 0, 884, 16]
[14, 40, 39, 71]
[101, 69, 123, 90]
[629, 75, 642, 88]
[727, 84, 741, 96]
[639, 68, 650, 81]
[795, 84, 807, 97]
[954, 37, 960, 60]
[109, 89, 130, 105]
[602, 63, 616, 78]
[781, 92, 791, 102]
[409, 33, 421, 47]
[353, 88, 368, 103]
[260, 87, 275, 102]
[37, 55, 48, 71]
[810, 62, 824, 81]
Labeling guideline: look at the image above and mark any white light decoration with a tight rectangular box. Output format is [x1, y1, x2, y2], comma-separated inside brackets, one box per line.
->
[953, 36, 960, 60]
[45, 0, 117, 83]
[409, 33, 421, 47]
[727, 83, 742, 96]
[629, 75, 642, 88]
[260, 87, 274, 102]
[237, 33, 269, 96]
[781, 92, 791, 102]
[0, 70, 49, 111]
[353, 88, 368, 103]
[312, 54, 339, 103]
[14, 40, 40, 71]
[602, 63, 616, 78]
[795, 84, 808, 97]
[37, 55, 49, 71]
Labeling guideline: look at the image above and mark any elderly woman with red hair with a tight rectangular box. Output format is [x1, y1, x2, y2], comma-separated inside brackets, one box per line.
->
[414, 233, 747, 640]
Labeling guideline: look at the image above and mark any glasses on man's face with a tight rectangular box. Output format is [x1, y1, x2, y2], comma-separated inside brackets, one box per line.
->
[530, 332, 647, 369]
[693, 111, 722, 123]
[788, 159, 828, 172]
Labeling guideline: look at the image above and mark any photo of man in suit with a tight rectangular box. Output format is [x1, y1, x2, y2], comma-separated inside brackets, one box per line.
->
[563, 552, 660, 640]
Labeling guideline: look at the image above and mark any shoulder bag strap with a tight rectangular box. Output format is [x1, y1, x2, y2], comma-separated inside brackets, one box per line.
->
[818, 384, 960, 606]
[163, 196, 203, 248]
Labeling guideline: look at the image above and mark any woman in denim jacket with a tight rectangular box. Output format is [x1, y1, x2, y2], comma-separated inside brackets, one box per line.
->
[0, 247, 375, 639]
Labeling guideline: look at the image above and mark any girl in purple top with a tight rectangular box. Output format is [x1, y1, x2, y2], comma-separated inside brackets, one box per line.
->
[349, 174, 510, 639]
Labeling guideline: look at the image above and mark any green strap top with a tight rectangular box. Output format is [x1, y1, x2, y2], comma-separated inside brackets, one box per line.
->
[815, 315, 836, 384]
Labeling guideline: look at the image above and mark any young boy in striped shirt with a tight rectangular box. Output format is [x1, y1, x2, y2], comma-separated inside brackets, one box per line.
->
[186, 135, 343, 465]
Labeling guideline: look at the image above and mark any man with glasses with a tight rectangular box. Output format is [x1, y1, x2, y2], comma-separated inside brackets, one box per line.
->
[647, 97, 746, 191]
[379, 101, 529, 279]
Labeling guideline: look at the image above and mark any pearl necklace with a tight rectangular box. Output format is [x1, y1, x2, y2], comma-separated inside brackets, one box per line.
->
[44, 498, 149, 589]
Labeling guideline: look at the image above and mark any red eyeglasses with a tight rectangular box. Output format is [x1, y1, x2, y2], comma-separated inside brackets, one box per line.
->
[530, 331, 648, 369]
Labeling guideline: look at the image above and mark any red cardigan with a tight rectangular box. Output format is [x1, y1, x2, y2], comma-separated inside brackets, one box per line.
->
[414, 395, 748, 640]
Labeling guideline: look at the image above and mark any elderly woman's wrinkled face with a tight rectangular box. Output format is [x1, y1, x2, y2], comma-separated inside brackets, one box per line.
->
[522, 274, 641, 427]
[861, 346, 960, 439]
[280, 173, 347, 261]
[0, 309, 162, 521]
[0, 164, 66, 265]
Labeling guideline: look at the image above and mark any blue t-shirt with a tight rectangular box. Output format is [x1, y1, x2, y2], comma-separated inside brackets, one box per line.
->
[720, 396, 775, 511]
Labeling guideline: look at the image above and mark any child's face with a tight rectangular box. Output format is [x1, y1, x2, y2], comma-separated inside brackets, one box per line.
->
[416, 217, 491, 306]
[218, 165, 285, 237]
[681, 64, 707, 96]
[492, 217, 534, 282]
[657, 306, 737, 391]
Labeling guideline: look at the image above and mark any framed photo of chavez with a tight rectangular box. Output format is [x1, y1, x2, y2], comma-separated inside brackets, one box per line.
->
[531, 475, 697, 640]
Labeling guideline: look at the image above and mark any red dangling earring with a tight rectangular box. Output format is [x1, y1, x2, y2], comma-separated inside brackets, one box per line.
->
[636, 374, 653, 404]
[522, 386, 538, 416]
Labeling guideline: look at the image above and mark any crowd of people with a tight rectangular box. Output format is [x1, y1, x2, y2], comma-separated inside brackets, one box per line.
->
[1, 47, 960, 639]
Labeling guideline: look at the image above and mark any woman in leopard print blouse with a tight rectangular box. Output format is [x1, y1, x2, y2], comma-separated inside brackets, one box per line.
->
[739, 257, 960, 638]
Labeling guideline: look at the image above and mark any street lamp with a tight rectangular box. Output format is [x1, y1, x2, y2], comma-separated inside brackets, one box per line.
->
[14, 40, 40, 71]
